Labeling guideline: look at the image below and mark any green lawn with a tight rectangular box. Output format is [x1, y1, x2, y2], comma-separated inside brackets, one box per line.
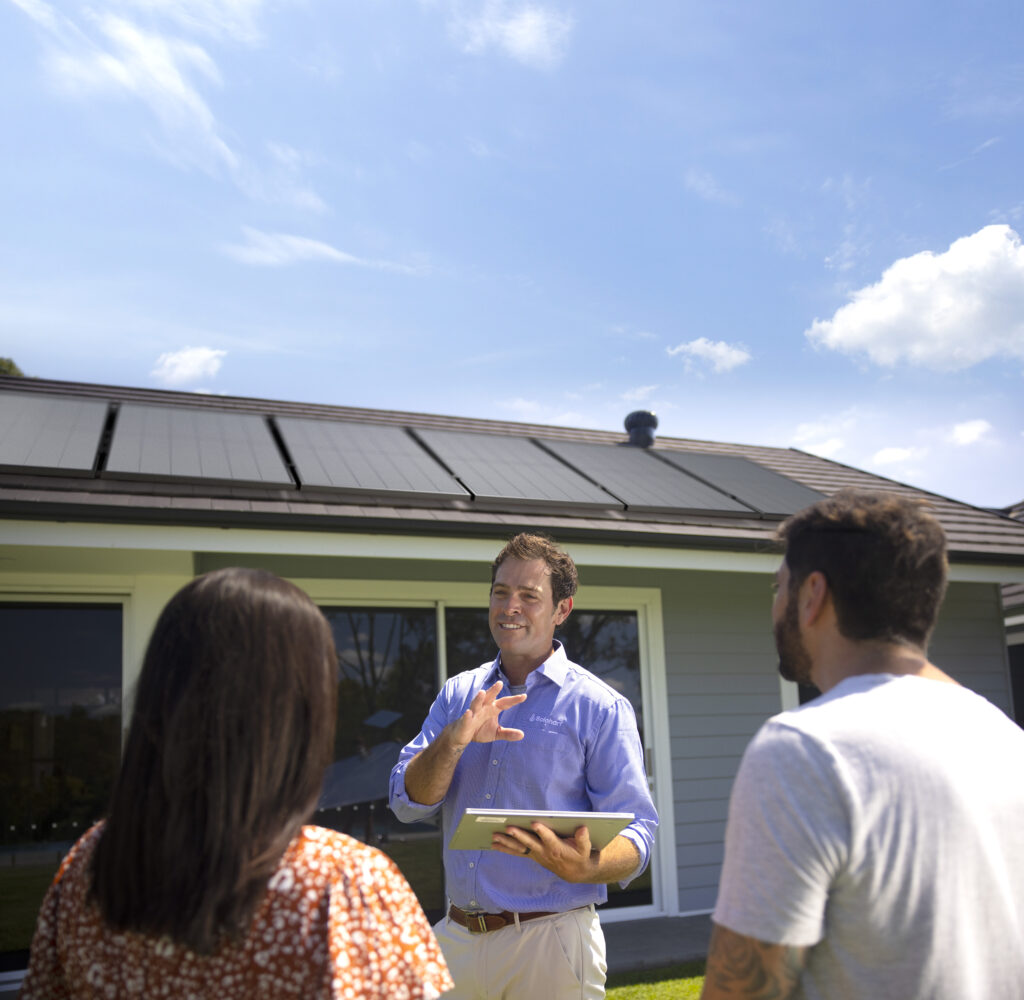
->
[0, 863, 58, 952]
[607, 960, 706, 999]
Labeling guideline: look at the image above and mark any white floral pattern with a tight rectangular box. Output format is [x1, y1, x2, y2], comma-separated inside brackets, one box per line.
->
[21, 824, 452, 999]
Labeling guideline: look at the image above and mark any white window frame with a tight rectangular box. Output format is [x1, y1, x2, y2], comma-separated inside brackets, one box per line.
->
[295, 577, 678, 921]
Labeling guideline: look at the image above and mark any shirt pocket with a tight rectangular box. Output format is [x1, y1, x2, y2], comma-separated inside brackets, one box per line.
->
[505, 727, 585, 801]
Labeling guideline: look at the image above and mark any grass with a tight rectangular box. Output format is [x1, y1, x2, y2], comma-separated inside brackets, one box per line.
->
[607, 960, 706, 999]
[0, 863, 59, 953]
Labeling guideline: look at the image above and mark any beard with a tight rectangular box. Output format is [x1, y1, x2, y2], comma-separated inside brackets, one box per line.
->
[775, 596, 813, 687]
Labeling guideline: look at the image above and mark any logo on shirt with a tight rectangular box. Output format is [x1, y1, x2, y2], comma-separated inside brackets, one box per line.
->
[529, 713, 566, 727]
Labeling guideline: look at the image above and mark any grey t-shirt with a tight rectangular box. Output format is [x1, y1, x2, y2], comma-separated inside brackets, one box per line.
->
[713, 674, 1024, 1000]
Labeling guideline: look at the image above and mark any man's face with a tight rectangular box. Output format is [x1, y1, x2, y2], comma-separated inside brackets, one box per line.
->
[773, 560, 814, 686]
[489, 557, 571, 669]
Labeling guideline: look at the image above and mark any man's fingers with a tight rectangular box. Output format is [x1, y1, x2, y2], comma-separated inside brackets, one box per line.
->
[495, 726, 525, 741]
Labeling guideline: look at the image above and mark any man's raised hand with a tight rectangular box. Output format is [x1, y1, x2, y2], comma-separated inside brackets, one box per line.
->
[451, 680, 526, 748]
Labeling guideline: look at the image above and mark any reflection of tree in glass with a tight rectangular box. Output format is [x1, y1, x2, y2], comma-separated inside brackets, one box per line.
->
[325, 609, 436, 760]
[444, 609, 643, 736]
[444, 609, 492, 677]
[557, 613, 642, 734]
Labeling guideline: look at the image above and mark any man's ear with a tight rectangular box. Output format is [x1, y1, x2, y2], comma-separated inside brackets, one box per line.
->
[555, 596, 573, 625]
[799, 571, 829, 626]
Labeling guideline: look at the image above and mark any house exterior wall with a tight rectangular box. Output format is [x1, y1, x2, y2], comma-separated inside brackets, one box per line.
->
[0, 532, 1017, 931]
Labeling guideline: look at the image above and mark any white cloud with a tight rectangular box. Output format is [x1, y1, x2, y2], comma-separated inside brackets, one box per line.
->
[807, 225, 1024, 370]
[621, 384, 658, 402]
[948, 418, 993, 445]
[800, 437, 845, 458]
[114, 0, 268, 44]
[451, 1, 573, 69]
[221, 228, 425, 272]
[666, 337, 751, 373]
[151, 346, 225, 385]
[11, 0, 325, 208]
[683, 168, 737, 206]
[871, 445, 928, 466]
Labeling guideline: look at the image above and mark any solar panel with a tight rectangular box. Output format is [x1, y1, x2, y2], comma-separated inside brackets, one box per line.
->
[106, 404, 292, 486]
[537, 439, 752, 514]
[0, 392, 108, 475]
[276, 417, 469, 500]
[415, 429, 620, 508]
[657, 451, 824, 516]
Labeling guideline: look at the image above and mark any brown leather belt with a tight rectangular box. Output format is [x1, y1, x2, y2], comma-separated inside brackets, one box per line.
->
[448, 903, 557, 934]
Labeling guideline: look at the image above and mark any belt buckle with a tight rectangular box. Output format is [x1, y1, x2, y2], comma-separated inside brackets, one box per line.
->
[470, 912, 489, 934]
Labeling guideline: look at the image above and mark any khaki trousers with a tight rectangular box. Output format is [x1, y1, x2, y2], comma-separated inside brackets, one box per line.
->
[433, 905, 607, 1000]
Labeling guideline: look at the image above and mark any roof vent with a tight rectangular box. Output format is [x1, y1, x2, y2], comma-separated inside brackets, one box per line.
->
[624, 410, 658, 448]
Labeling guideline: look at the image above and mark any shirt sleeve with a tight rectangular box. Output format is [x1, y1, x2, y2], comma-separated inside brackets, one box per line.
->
[584, 697, 658, 886]
[20, 842, 83, 1000]
[712, 719, 852, 947]
[388, 681, 461, 824]
[328, 848, 454, 999]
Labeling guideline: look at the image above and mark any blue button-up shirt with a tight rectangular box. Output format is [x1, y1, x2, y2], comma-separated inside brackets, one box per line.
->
[388, 642, 658, 913]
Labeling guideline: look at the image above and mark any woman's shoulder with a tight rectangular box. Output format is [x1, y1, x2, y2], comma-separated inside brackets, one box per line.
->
[289, 826, 400, 877]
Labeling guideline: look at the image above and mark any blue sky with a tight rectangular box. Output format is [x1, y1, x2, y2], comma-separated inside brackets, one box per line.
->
[2, 0, 1023, 509]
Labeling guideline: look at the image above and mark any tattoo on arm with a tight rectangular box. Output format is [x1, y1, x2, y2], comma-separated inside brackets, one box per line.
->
[701, 923, 807, 1000]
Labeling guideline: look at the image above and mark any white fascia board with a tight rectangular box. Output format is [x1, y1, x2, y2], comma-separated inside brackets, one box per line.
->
[3, 519, 1024, 582]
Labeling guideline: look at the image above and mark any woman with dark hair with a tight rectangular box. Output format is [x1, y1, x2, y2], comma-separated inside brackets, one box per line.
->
[21, 567, 452, 999]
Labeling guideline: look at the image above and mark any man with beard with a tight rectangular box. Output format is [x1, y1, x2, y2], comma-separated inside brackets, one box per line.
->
[701, 490, 1024, 1000]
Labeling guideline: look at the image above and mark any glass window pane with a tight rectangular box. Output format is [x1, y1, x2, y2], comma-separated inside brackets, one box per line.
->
[0, 603, 123, 968]
[313, 608, 445, 920]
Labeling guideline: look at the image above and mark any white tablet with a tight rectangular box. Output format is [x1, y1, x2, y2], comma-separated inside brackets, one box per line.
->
[448, 807, 634, 851]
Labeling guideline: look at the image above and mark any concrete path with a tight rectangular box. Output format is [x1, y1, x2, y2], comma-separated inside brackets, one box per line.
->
[603, 913, 712, 975]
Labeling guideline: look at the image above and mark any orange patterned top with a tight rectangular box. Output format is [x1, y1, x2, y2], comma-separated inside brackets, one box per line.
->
[21, 824, 452, 1000]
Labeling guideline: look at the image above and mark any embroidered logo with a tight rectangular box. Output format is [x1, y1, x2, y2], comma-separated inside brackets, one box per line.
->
[529, 713, 566, 727]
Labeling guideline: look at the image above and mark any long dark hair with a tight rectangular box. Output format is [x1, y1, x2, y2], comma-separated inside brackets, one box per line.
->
[91, 568, 338, 953]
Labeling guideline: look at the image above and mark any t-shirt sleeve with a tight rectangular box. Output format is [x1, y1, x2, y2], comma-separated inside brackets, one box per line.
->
[327, 847, 453, 999]
[712, 719, 851, 948]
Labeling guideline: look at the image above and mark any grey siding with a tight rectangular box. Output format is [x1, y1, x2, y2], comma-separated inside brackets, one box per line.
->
[929, 581, 1014, 714]
[659, 571, 778, 914]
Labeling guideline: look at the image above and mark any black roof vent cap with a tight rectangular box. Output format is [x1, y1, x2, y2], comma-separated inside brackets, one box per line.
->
[624, 410, 658, 448]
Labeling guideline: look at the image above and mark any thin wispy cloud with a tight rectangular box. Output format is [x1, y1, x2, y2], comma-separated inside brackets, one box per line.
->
[790, 407, 863, 459]
[683, 168, 738, 206]
[448, 1, 573, 69]
[151, 345, 225, 385]
[621, 384, 658, 402]
[807, 225, 1024, 370]
[871, 445, 928, 466]
[221, 227, 426, 273]
[114, 0, 268, 44]
[10, 0, 322, 206]
[666, 337, 751, 373]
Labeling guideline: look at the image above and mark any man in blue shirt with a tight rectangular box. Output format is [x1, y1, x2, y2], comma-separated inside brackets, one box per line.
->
[389, 533, 658, 1000]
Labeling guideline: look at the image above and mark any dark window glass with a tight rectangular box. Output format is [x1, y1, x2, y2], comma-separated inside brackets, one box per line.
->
[0, 604, 122, 969]
[313, 608, 445, 919]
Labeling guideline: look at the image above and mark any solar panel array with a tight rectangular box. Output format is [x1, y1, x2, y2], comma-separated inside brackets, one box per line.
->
[0, 393, 108, 475]
[658, 451, 824, 515]
[537, 439, 751, 514]
[0, 387, 824, 517]
[105, 404, 293, 487]
[276, 417, 468, 500]
[414, 429, 616, 507]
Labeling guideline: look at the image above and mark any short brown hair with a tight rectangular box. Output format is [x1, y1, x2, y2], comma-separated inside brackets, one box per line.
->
[777, 490, 948, 648]
[91, 568, 338, 953]
[491, 532, 579, 604]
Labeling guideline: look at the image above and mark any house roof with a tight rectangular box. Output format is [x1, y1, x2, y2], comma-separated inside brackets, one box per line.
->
[2, 374, 1024, 565]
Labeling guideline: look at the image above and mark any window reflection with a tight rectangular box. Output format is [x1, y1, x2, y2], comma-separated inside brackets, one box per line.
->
[0, 604, 122, 967]
[313, 608, 444, 918]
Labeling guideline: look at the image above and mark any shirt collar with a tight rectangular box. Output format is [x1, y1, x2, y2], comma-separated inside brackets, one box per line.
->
[489, 640, 569, 689]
